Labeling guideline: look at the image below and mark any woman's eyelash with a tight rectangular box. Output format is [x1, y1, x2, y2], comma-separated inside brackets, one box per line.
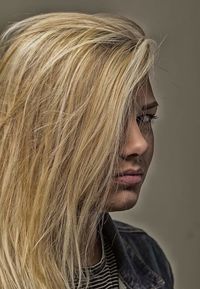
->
[136, 114, 159, 124]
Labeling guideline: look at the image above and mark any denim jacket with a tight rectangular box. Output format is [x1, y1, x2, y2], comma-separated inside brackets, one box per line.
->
[101, 212, 174, 289]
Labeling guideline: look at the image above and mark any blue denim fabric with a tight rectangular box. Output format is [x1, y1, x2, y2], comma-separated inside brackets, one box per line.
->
[101, 213, 174, 289]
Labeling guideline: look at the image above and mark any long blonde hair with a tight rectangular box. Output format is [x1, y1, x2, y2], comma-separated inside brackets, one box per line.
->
[0, 12, 157, 289]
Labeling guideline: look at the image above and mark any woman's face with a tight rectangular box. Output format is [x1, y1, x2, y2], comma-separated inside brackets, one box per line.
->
[107, 78, 159, 212]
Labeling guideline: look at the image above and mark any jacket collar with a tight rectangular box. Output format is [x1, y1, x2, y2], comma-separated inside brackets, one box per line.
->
[101, 212, 165, 289]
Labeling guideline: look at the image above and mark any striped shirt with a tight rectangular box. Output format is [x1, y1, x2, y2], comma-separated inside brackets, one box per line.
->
[74, 232, 120, 289]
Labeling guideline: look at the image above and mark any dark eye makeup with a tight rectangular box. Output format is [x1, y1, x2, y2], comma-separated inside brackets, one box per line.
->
[136, 113, 159, 125]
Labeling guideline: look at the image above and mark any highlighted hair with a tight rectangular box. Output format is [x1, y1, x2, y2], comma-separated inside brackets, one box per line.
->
[0, 12, 157, 289]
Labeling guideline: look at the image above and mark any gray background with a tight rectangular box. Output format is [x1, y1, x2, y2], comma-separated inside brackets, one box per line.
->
[0, 1, 199, 289]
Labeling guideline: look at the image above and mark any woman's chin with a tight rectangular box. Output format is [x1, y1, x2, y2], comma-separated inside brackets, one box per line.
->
[107, 185, 141, 212]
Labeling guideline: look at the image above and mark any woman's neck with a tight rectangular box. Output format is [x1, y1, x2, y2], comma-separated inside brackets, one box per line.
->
[81, 229, 103, 267]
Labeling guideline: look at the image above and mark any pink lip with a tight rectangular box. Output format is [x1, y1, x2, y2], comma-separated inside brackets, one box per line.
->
[114, 175, 142, 185]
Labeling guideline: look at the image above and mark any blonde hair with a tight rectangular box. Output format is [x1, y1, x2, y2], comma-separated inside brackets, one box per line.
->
[0, 12, 157, 289]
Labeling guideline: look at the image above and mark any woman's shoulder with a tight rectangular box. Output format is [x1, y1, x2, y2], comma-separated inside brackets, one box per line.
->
[113, 219, 174, 288]
[113, 219, 171, 263]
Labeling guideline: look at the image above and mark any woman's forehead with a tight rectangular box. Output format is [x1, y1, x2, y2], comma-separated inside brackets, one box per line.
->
[134, 78, 158, 111]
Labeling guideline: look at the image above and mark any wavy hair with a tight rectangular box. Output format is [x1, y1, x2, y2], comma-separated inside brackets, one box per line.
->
[0, 12, 157, 289]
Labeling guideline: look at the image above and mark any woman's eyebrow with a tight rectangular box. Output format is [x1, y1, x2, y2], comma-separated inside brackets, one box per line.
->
[141, 101, 159, 110]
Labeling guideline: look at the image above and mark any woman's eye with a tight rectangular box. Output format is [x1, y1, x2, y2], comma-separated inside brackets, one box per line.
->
[136, 114, 159, 125]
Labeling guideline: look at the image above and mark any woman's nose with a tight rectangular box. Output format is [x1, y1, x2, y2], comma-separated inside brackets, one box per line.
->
[121, 118, 149, 157]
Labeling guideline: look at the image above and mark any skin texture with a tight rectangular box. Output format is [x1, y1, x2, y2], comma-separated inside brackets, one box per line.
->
[108, 78, 158, 212]
[88, 78, 159, 266]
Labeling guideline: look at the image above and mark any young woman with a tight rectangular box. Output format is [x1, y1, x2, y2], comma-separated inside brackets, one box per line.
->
[0, 12, 174, 289]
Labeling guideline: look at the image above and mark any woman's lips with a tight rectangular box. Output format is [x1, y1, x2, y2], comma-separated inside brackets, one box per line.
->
[113, 174, 142, 185]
